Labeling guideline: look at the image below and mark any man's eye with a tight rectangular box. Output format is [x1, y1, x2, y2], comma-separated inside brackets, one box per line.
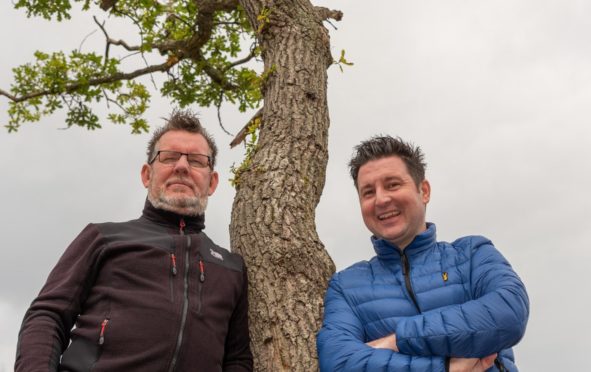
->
[187, 155, 209, 168]
[161, 154, 178, 162]
[387, 183, 400, 190]
[362, 190, 374, 198]
[189, 160, 206, 167]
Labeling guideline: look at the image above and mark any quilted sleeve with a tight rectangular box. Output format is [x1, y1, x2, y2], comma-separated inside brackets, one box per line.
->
[394, 236, 529, 357]
[317, 273, 447, 371]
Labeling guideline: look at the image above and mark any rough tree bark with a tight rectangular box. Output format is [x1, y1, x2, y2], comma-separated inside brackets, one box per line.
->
[232, 1, 337, 370]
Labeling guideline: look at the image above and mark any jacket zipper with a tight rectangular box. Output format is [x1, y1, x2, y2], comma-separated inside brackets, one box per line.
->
[168, 219, 190, 372]
[170, 253, 178, 276]
[98, 318, 109, 345]
[169, 253, 177, 302]
[400, 252, 421, 312]
[197, 256, 205, 314]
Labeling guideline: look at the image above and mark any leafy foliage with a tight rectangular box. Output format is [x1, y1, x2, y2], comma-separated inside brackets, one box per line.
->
[4, 0, 262, 133]
[333, 49, 354, 72]
[14, 0, 77, 21]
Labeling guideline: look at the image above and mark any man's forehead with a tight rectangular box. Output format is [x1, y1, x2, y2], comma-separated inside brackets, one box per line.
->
[157, 130, 207, 147]
[358, 156, 408, 175]
[357, 157, 411, 185]
[358, 174, 405, 188]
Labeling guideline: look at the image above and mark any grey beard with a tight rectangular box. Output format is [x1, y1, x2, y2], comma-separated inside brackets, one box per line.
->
[148, 193, 208, 217]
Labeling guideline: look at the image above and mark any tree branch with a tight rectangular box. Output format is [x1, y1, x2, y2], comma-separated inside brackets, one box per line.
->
[230, 107, 262, 148]
[195, 49, 239, 90]
[100, 0, 118, 11]
[196, 0, 240, 13]
[94, 16, 142, 53]
[0, 60, 178, 103]
[0, 0, 250, 105]
[223, 47, 258, 72]
[103, 0, 245, 91]
[0, 89, 18, 102]
[314, 6, 343, 22]
[216, 92, 233, 136]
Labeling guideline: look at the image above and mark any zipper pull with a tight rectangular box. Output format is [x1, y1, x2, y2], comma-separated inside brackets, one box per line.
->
[199, 259, 205, 283]
[170, 253, 177, 276]
[98, 318, 109, 345]
[179, 218, 186, 235]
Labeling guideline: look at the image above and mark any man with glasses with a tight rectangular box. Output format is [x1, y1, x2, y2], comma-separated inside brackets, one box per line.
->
[15, 111, 253, 371]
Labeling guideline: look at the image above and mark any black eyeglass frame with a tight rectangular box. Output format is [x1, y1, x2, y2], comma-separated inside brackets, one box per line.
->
[149, 150, 212, 169]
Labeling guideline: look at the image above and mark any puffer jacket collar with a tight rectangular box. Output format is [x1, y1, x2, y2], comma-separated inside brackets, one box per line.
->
[372, 222, 437, 261]
[141, 198, 205, 234]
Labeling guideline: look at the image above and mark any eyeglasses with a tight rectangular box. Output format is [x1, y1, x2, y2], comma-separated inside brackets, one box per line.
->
[149, 150, 211, 169]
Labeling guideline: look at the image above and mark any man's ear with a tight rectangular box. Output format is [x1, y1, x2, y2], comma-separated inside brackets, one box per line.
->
[208, 171, 219, 196]
[420, 179, 431, 204]
[141, 164, 151, 188]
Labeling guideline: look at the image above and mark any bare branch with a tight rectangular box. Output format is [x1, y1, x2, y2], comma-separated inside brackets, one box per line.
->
[94, 16, 142, 53]
[1, 60, 179, 103]
[106, 37, 140, 51]
[140, 53, 160, 91]
[230, 108, 262, 148]
[223, 48, 258, 72]
[0, 89, 18, 101]
[79, 29, 98, 52]
[105, 93, 132, 114]
[216, 93, 233, 136]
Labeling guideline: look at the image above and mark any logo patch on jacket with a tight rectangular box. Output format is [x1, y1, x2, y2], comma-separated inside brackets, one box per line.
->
[210, 249, 223, 261]
[442, 272, 448, 282]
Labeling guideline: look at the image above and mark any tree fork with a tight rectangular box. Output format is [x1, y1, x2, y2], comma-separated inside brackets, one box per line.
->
[232, 0, 340, 370]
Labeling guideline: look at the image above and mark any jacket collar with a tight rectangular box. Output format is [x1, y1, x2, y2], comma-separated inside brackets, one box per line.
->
[372, 223, 437, 260]
[141, 198, 205, 234]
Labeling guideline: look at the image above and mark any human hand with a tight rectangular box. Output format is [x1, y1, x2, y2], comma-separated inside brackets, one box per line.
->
[449, 354, 497, 372]
[365, 334, 398, 351]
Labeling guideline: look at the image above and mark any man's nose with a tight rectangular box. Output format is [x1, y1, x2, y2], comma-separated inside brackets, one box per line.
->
[173, 154, 190, 174]
[375, 188, 391, 206]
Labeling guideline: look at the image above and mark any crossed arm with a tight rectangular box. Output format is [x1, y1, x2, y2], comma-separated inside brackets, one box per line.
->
[366, 333, 496, 372]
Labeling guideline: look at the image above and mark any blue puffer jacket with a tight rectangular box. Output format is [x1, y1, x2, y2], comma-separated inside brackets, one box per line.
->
[317, 224, 529, 371]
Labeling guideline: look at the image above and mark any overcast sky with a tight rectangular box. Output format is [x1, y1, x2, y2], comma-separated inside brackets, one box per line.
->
[2, 1, 590, 371]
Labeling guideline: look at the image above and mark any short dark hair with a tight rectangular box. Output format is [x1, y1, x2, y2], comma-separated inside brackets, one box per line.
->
[146, 110, 218, 168]
[349, 135, 426, 188]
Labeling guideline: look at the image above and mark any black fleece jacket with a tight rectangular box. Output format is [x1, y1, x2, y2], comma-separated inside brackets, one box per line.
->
[15, 200, 252, 372]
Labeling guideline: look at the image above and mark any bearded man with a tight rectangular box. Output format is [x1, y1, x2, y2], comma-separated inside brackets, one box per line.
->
[16, 111, 253, 372]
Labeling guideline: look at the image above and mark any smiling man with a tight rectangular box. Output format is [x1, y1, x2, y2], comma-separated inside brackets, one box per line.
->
[15, 111, 253, 372]
[317, 135, 529, 372]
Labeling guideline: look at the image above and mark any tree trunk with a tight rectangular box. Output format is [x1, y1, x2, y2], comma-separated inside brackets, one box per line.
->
[231, 1, 336, 370]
